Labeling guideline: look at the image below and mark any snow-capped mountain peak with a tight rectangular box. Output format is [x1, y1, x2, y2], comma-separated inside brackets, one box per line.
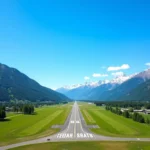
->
[56, 73, 136, 92]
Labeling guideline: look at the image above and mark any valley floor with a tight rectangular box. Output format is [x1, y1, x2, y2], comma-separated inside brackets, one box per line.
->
[1, 102, 150, 150]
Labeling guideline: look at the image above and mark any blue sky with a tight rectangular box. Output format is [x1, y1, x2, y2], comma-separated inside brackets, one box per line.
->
[0, 0, 150, 89]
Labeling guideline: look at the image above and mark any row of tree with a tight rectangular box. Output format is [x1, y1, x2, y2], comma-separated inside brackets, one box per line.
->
[0, 100, 68, 109]
[13, 104, 34, 114]
[95, 101, 150, 110]
[0, 104, 35, 121]
[105, 106, 148, 124]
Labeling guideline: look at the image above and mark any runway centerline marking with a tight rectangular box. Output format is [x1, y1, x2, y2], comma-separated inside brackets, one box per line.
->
[74, 102, 76, 138]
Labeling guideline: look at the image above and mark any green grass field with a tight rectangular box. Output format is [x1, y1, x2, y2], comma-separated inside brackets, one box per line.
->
[0, 104, 72, 146]
[80, 102, 150, 137]
[9, 141, 150, 150]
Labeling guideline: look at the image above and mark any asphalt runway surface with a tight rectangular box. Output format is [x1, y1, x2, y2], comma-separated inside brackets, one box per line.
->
[1, 102, 150, 150]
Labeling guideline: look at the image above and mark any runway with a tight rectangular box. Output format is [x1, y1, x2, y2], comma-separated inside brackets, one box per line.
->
[54, 101, 94, 140]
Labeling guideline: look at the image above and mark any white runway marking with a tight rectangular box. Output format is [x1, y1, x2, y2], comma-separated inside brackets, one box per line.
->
[71, 121, 80, 124]
[57, 133, 73, 139]
[71, 121, 74, 123]
[77, 133, 93, 138]
[137, 138, 140, 141]
[57, 133, 93, 139]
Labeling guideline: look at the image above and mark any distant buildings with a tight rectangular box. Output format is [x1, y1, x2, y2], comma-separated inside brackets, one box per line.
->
[133, 109, 150, 114]
[121, 108, 129, 112]
[145, 109, 150, 114]
[5, 107, 13, 112]
[133, 109, 144, 113]
[121, 108, 150, 114]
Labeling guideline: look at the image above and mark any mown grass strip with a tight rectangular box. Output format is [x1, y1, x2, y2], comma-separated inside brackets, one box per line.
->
[91, 109, 136, 135]
[82, 109, 96, 124]
[79, 103, 150, 137]
[20, 110, 63, 136]
[0, 104, 72, 146]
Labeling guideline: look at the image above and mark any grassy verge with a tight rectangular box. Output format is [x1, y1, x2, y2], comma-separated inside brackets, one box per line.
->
[9, 141, 150, 150]
[0, 104, 72, 146]
[79, 102, 150, 137]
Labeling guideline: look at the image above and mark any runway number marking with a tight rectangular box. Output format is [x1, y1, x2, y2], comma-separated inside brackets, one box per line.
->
[57, 133, 73, 139]
[57, 133, 93, 139]
[71, 121, 74, 123]
[77, 133, 93, 138]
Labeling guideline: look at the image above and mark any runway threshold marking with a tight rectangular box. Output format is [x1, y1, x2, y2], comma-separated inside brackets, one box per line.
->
[70, 121, 80, 124]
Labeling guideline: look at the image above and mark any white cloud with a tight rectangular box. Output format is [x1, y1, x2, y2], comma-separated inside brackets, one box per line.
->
[84, 76, 90, 80]
[107, 64, 130, 71]
[92, 73, 108, 78]
[112, 72, 125, 77]
[145, 63, 150, 67]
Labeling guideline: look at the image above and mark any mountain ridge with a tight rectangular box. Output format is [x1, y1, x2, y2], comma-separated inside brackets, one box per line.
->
[118, 79, 150, 101]
[100, 69, 150, 101]
[0, 63, 69, 102]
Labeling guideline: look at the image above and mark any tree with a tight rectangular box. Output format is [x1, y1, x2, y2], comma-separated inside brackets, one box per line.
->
[132, 112, 138, 121]
[23, 105, 28, 114]
[138, 115, 145, 123]
[23, 104, 34, 115]
[123, 111, 130, 118]
[118, 109, 122, 115]
[0, 107, 6, 120]
[145, 104, 150, 109]
[132, 112, 145, 123]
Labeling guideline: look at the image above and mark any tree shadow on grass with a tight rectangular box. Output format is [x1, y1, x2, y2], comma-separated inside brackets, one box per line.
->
[0, 118, 11, 122]
[32, 112, 37, 115]
[23, 112, 38, 115]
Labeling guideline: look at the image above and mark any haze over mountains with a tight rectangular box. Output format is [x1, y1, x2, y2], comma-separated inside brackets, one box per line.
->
[56, 69, 150, 101]
[0, 63, 69, 102]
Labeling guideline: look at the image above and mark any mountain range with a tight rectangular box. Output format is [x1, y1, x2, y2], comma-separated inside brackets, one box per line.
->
[56, 69, 150, 101]
[1, 62, 150, 102]
[0, 63, 69, 102]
